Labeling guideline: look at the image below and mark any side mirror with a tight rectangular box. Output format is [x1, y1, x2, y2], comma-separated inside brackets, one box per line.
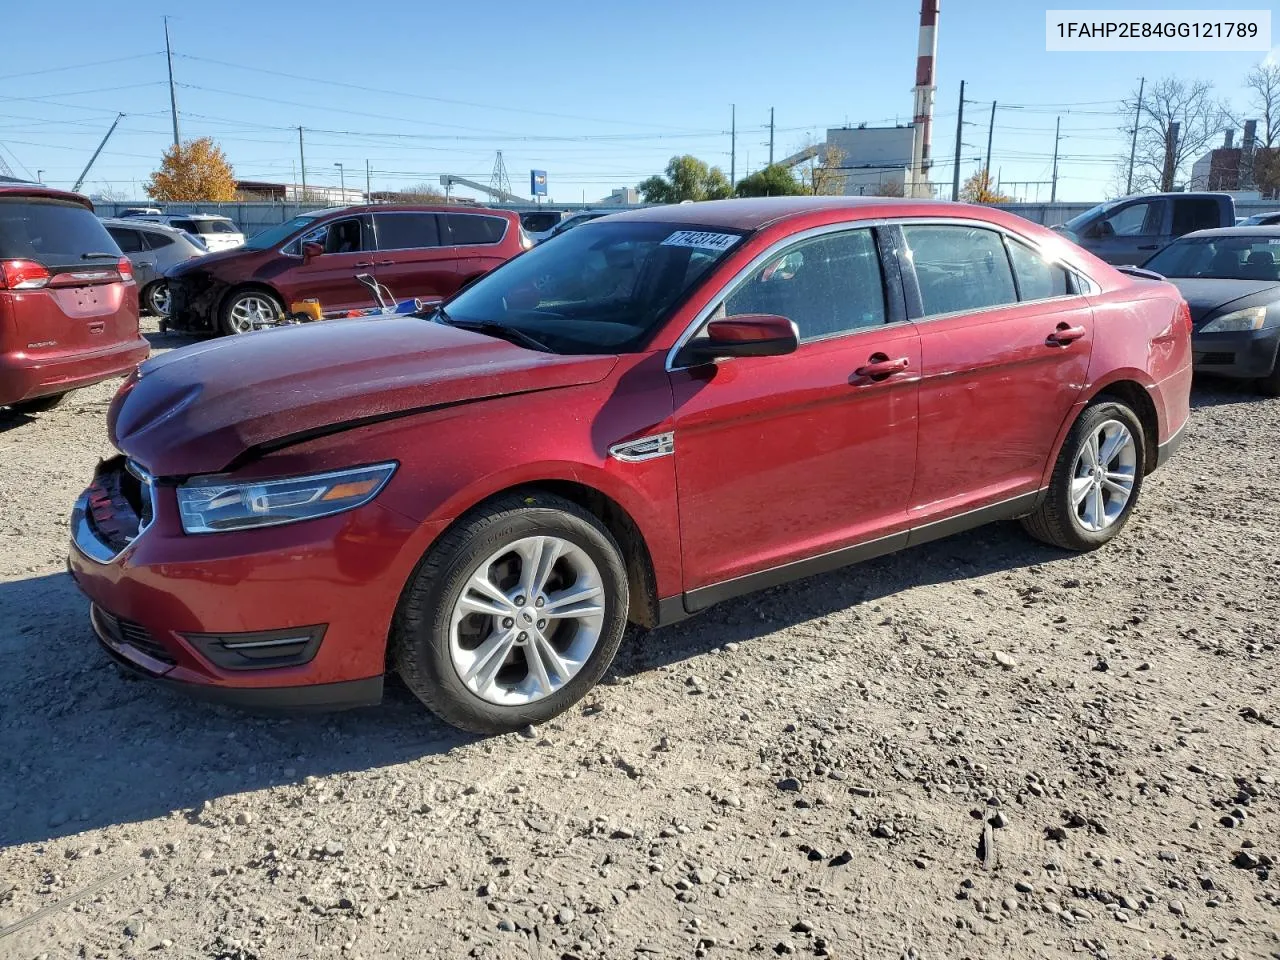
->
[302, 241, 323, 262]
[678, 314, 799, 366]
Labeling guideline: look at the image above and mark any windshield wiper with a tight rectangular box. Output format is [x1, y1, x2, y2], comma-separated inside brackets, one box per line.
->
[81, 252, 119, 259]
[435, 309, 552, 353]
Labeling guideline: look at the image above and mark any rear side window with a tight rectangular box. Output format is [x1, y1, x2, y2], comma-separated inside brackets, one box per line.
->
[0, 199, 120, 266]
[106, 227, 145, 253]
[1006, 239, 1069, 301]
[724, 228, 886, 341]
[142, 231, 174, 249]
[903, 225, 1018, 316]
[447, 214, 508, 246]
[374, 213, 440, 250]
[1172, 198, 1222, 236]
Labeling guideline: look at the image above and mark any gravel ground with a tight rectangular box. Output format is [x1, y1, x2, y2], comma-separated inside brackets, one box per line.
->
[1, 321, 1277, 960]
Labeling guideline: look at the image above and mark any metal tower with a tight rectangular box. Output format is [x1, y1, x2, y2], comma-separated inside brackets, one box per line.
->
[489, 151, 512, 200]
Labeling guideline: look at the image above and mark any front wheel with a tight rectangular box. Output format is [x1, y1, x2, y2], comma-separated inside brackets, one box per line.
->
[392, 491, 629, 734]
[1021, 399, 1146, 551]
[219, 289, 282, 335]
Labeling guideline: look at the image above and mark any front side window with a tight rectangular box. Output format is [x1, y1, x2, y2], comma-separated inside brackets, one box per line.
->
[374, 213, 440, 251]
[1006, 238, 1070, 301]
[447, 214, 507, 246]
[903, 225, 1017, 315]
[245, 214, 319, 251]
[442, 221, 744, 354]
[301, 218, 365, 255]
[723, 229, 886, 341]
[1100, 201, 1159, 237]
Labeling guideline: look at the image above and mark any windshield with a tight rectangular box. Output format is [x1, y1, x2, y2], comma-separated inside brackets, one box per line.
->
[1144, 235, 1280, 281]
[243, 215, 319, 250]
[1061, 200, 1119, 232]
[442, 220, 746, 354]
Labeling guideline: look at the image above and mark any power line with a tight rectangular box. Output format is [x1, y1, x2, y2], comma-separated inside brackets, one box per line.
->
[0, 52, 162, 83]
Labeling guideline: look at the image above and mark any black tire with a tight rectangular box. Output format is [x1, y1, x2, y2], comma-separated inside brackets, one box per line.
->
[392, 490, 629, 734]
[219, 288, 282, 336]
[142, 280, 170, 318]
[9, 393, 66, 414]
[1021, 398, 1147, 551]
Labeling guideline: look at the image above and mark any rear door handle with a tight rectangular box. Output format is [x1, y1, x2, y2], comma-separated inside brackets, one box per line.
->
[852, 355, 910, 381]
[1047, 323, 1087, 345]
[375, 260, 395, 266]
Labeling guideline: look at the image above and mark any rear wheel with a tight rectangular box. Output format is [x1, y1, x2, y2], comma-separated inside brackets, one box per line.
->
[8, 393, 66, 414]
[392, 491, 629, 734]
[220, 288, 282, 335]
[1021, 399, 1146, 551]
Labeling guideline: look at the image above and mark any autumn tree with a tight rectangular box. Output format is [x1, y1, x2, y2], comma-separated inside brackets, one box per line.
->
[638, 155, 732, 203]
[394, 182, 448, 202]
[734, 163, 806, 197]
[145, 137, 236, 202]
[1118, 76, 1228, 192]
[959, 168, 1011, 203]
[805, 144, 848, 196]
[872, 180, 905, 197]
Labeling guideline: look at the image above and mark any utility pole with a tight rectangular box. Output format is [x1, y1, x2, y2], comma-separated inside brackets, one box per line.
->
[298, 126, 306, 200]
[730, 104, 736, 187]
[768, 107, 775, 166]
[334, 162, 345, 199]
[365, 159, 371, 201]
[37, 169, 45, 184]
[984, 100, 997, 184]
[1050, 115, 1061, 202]
[163, 16, 180, 149]
[951, 80, 965, 201]
[1126, 76, 1145, 194]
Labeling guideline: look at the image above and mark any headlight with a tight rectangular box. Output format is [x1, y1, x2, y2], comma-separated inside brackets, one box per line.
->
[177, 462, 397, 534]
[1199, 306, 1268, 333]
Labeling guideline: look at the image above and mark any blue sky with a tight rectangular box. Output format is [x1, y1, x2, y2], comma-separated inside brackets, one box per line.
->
[0, 0, 1272, 204]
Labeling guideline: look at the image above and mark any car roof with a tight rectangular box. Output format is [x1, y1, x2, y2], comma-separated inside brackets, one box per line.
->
[155, 213, 235, 221]
[0, 183, 93, 209]
[101, 217, 187, 234]
[306, 204, 514, 218]
[599, 196, 988, 230]
[1181, 225, 1280, 239]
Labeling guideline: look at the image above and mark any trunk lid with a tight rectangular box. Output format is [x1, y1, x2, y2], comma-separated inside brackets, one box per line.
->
[110, 315, 618, 476]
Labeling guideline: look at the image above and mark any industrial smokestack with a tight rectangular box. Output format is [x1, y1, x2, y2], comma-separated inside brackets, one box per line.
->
[1244, 119, 1257, 152]
[1224, 130, 1234, 148]
[910, 0, 940, 198]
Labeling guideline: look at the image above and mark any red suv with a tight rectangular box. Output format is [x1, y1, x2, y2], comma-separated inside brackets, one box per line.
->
[164, 205, 530, 335]
[0, 186, 148, 412]
[70, 198, 1191, 733]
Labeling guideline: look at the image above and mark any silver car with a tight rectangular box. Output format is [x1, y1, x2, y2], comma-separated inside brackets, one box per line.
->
[102, 218, 207, 317]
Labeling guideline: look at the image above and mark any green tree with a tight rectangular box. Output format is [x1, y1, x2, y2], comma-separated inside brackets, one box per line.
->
[734, 163, 806, 197]
[638, 155, 732, 203]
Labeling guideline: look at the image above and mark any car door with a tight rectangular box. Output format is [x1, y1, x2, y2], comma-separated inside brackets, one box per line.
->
[288, 215, 376, 312]
[104, 227, 156, 289]
[668, 225, 921, 599]
[1087, 198, 1167, 264]
[901, 222, 1093, 523]
[444, 213, 514, 290]
[370, 212, 455, 304]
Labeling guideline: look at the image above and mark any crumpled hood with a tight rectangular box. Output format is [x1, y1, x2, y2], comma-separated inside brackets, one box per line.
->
[109, 317, 618, 476]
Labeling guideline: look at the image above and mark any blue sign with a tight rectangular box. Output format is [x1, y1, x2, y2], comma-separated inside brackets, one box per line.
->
[530, 170, 548, 197]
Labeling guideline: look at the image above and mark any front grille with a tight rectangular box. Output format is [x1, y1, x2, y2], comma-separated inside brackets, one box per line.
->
[94, 605, 176, 665]
[1195, 351, 1236, 366]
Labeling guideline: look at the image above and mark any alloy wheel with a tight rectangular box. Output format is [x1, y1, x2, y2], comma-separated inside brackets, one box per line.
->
[1072, 419, 1137, 532]
[149, 282, 171, 317]
[448, 535, 605, 706]
[228, 294, 279, 333]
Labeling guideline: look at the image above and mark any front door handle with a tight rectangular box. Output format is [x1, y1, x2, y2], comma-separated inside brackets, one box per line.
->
[853, 354, 910, 381]
[1047, 322, 1087, 345]
[354, 260, 373, 267]
[1137, 244, 1159, 250]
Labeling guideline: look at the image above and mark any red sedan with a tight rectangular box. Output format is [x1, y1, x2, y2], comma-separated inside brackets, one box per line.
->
[69, 197, 1191, 733]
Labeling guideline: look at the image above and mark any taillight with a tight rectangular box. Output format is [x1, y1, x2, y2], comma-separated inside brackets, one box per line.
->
[0, 259, 51, 290]
[117, 256, 134, 283]
[1177, 300, 1193, 337]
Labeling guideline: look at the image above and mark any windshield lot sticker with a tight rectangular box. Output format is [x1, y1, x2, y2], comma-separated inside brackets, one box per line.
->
[662, 230, 741, 252]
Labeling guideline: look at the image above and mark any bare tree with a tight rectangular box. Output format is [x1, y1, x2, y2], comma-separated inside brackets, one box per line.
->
[804, 145, 848, 196]
[1244, 61, 1280, 147]
[1119, 77, 1228, 191]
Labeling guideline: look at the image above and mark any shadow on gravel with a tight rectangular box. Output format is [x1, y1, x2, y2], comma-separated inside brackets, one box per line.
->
[144, 330, 203, 350]
[616, 519, 1063, 681]
[0, 410, 36, 433]
[0, 573, 472, 849]
[1190, 375, 1268, 409]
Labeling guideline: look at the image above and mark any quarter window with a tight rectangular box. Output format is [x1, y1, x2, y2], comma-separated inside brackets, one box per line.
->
[903, 225, 1018, 316]
[374, 213, 440, 250]
[142, 231, 174, 249]
[446, 214, 507, 246]
[724, 229, 887, 341]
[1006, 239, 1069, 301]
